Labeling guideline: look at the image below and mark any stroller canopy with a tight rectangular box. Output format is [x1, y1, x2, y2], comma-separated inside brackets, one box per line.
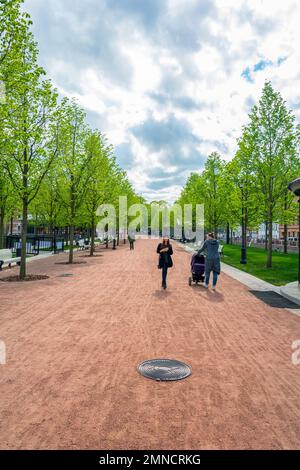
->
[191, 253, 205, 265]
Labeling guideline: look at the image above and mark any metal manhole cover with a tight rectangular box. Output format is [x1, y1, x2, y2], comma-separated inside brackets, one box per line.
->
[138, 359, 192, 382]
[57, 273, 74, 278]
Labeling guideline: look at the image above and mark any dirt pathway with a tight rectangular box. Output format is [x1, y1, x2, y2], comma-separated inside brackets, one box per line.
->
[1, 240, 300, 449]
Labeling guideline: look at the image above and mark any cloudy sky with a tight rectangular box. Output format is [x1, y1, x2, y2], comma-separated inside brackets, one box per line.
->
[25, 0, 300, 202]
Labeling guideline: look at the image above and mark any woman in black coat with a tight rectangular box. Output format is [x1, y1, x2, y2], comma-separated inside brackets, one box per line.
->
[157, 237, 173, 289]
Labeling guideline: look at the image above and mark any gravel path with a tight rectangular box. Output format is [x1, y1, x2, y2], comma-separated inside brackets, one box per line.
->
[0, 240, 300, 449]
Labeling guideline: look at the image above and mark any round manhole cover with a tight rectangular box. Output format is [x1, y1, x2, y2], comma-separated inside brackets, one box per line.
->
[138, 359, 192, 382]
[57, 273, 74, 278]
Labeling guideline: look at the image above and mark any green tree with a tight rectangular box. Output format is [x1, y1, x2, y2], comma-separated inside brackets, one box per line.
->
[55, 98, 95, 263]
[83, 131, 115, 255]
[0, 4, 58, 278]
[30, 167, 66, 240]
[0, 162, 18, 248]
[249, 81, 298, 267]
[0, 0, 28, 66]
[201, 152, 227, 236]
[225, 128, 260, 261]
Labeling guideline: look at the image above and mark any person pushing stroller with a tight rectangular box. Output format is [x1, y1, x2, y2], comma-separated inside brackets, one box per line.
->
[197, 232, 220, 290]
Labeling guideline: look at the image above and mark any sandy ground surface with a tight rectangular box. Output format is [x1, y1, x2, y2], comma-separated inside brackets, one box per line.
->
[0, 239, 300, 450]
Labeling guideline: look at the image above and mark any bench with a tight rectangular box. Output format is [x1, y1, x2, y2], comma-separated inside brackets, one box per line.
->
[76, 239, 91, 250]
[0, 249, 21, 270]
[76, 239, 85, 250]
[84, 240, 91, 250]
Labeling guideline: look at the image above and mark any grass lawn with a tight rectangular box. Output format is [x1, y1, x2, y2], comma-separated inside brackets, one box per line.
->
[222, 244, 299, 286]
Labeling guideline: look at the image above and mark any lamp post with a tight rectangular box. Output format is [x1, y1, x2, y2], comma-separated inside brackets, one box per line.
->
[288, 178, 300, 287]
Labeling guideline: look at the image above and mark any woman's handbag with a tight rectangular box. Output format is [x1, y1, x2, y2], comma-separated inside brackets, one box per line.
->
[158, 255, 163, 269]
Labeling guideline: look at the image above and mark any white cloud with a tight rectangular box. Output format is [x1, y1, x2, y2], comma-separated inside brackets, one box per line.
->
[25, 0, 300, 202]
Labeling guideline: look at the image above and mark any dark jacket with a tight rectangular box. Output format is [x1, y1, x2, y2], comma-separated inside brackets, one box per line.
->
[157, 243, 173, 268]
[197, 239, 220, 275]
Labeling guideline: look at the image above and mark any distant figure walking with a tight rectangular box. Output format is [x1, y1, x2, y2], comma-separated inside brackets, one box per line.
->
[197, 232, 220, 290]
[128, 234, 135, 250]
[157, 237, 173, 289]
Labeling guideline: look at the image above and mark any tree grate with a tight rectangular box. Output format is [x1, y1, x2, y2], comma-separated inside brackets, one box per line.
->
[250, 290, 300, 309]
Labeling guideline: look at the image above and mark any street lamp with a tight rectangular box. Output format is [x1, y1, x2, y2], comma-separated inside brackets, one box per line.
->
[288, 177, 300, 287]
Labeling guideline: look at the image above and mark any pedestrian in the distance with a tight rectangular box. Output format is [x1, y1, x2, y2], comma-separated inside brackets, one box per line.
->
[197, 232, 220, 290]
[128, 234, 135, 250]
[157, 237, 173, 289]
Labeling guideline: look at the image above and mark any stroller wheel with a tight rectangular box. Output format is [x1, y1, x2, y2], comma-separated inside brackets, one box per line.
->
[188, 277, 192, 286]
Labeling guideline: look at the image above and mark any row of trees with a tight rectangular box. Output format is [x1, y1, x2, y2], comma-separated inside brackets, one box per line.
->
[0, 0, 142, 279]
[178, 81, 300, 268]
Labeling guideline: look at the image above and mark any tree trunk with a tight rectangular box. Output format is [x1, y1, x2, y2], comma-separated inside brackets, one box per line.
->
[20, 153, 29, 280]
[69, 185, 75, 264]
[0, 209, 5, 249]
[20, 198, 28, 280]
[264, 222, 268, 251]
[245, 206, 249, 245]
[283, 224, 288, 254]
[226, 223, 230, 245]
[69, 225, 74, 263]
[267, 219, 273, 268]
[49, 223, 54, 251]
[90, 217, 95, 257]
[283, 194, 288, 254]
[240, 204, 247, 264]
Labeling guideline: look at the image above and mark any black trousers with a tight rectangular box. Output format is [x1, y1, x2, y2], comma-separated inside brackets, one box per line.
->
[130, 241, 134, 250]
[162, 265, 168, 287]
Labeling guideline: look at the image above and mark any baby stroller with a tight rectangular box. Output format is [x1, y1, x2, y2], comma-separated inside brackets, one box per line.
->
[189, 253, 205, 286]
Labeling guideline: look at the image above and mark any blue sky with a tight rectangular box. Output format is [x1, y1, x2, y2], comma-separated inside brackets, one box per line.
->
[24, 0, 300, 202]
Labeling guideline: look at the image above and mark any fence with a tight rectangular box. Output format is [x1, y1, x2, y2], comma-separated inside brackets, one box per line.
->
[230, 238, 299, 253]
[4, 235, 66, 256]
